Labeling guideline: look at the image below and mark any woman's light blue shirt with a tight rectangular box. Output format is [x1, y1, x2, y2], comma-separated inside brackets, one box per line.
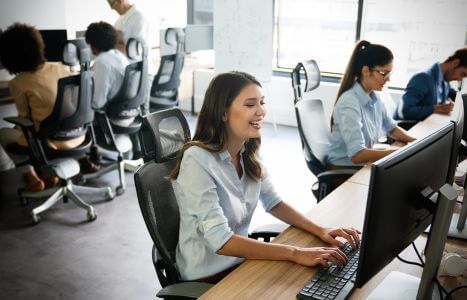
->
[327, 82, 397, 166]
[172, 146, 282, 280]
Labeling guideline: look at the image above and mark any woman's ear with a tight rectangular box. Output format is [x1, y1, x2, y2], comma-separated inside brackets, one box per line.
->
[362, 65, 370, 77]
[222, 112, 228, 122]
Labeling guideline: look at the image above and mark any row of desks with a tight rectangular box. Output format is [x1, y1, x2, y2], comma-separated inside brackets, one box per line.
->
[201, 113, 466, 299]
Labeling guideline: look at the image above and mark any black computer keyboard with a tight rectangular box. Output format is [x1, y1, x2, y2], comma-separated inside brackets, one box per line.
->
[297, 243, 360, 300]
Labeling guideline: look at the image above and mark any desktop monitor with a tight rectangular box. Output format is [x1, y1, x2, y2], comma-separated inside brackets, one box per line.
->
[39, 30, 68, 62]
[355, 122, 457, 297]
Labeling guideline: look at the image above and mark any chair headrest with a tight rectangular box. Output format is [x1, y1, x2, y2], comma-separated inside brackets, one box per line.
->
[139, 108, 191, 163]
[126, 37, 148, 60]
[293, 60, 320, 93]
[62, 39, 91, 67]
[165, 27, 185, 46]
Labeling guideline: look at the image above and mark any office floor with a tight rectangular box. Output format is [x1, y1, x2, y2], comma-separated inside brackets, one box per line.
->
[0, 112, 317, 300]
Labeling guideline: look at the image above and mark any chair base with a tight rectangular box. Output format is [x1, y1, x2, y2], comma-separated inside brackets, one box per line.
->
[21, 181, 114, 225]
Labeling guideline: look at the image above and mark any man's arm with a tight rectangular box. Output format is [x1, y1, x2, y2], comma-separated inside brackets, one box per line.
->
[401, 73, 435, 120]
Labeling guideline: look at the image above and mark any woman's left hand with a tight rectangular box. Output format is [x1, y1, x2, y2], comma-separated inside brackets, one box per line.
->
[319, 227, 361, 250]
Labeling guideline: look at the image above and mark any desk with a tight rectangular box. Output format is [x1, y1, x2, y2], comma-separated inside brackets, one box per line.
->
[201, 113, 467, 299]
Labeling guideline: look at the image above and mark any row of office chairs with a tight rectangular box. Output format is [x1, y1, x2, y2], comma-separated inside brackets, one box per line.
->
[5, 27, 186, 224]
[5, 39, 113, 224]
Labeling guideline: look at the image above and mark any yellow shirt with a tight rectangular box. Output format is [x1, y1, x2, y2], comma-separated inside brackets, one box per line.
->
[8, 62, 84, 149]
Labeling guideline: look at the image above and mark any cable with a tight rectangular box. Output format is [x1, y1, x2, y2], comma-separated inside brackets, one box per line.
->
[412, 242, 424, 266]
[411, 242, 447, 299]
[444, 285, 467, 300]
[396, 255, 424, 267]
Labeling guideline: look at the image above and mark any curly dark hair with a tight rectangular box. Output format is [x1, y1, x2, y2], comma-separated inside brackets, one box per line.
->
[0, 23, 46, 75]
[85, 21, 117, 52]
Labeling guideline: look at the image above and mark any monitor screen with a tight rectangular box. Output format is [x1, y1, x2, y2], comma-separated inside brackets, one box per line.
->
[355, 122, 455, 287]
[39, 30, 67, 62]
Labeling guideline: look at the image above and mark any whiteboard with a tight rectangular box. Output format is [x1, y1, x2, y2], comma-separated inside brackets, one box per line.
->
[213, 0, 274, 82]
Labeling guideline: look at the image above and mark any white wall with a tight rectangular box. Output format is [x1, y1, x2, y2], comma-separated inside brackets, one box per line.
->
[185, 69, 404, 127]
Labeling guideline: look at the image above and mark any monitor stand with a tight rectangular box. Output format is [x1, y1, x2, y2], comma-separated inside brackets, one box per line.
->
[447, 191, 467, 239]
[367, 184, 457, 300]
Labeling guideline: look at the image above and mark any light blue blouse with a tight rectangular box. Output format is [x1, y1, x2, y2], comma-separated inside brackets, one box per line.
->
[172, 146, 282, 280]
[327, 82, 397, 166]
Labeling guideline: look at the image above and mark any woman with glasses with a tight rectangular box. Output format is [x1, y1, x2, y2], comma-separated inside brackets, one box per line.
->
[327, 40, 415, 167]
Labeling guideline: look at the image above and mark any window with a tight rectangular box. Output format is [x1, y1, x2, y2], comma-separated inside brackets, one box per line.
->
[277, 0, 359, 75]
[277, 0, 467, 87]
[361, 0, 467, 87]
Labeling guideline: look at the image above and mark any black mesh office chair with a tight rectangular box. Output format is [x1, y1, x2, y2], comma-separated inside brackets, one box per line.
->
[5, 39, 113, 224]
[149, 28, 185, 111]
[83, 38, 149, 195]
[135, 108, 213, 299]
[135, 108, 279, 298]
[291, 60, 356, 202]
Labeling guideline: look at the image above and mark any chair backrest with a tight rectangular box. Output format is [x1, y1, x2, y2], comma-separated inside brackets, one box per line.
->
[150, 28, 185, 105]
[291, 60, 329, 176]
[134, 108, 191, 286]
[106, 38, 149, 120]
[295, 99, 331, 175]
[38, 39, 93, 142]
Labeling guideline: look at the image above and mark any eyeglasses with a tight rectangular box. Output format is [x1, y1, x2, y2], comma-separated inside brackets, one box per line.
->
[371, 69, 392, 80]
[107, 0, 117, 7]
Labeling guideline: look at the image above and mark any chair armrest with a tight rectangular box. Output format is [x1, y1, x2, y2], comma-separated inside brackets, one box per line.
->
[156, 282, 214, 299]
[317, 169, 357, 183]
[396, 120, 417, 131]
[4, 116, 34, 128]
[249, 223, 288, 242]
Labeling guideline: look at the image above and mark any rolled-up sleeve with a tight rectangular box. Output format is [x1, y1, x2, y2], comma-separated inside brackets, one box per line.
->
[334, 102, 366, 158]
[381, 102, 397, 134]
[176, 151, 233, 252]
[259, 168, 281, 212]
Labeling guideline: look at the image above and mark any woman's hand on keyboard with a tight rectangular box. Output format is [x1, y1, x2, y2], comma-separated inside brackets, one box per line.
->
[318, 227, 361, 249]
[292, 247, 348, 268]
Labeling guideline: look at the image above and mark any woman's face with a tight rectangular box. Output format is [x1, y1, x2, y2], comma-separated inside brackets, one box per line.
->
[223, 83, 266, 145]
[362, 61, 393, 92]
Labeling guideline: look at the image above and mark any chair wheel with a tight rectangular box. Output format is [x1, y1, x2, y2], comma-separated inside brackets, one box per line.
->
[106, 188, 116, 201]
[116, 186, 125, 196]
[87, 209, 97, 221]
[31, 213, 40, 225]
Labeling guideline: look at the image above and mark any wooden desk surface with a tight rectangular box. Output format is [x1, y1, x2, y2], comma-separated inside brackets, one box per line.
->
[201, 113, 467, 300]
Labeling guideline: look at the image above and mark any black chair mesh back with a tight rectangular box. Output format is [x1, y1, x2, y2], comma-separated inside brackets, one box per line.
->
[150, 53, 184, 102]
[139, 108, 191, 163]
[134, 108, 191, 285]
[295, 98, 330, 176]
[106, 60, 148, 119]
[135, 160, 181, 285]
[39, 75, 93, 141]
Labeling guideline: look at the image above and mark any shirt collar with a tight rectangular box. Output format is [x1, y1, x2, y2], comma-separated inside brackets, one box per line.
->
[435, 62, 444, 83]
[218, 145, 246, 161]
[352, 82, 378, 106]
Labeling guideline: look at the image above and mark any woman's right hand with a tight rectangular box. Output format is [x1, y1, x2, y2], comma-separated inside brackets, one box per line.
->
[292, 246, 348, 268]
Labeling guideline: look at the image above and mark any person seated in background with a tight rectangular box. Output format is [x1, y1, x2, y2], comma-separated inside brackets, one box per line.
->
[395, 48, 467, 121]
[85, 21, 129, 114]
[0, 23, 80, 192]
[169, 71, 361, 283]
[327, 40, 416, 168]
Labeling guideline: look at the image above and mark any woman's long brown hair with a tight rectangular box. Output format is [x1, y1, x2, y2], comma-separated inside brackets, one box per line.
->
[169, 71, 263, 181]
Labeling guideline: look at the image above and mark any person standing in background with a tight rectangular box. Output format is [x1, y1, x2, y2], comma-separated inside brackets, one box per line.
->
[107, 0, 151, 56]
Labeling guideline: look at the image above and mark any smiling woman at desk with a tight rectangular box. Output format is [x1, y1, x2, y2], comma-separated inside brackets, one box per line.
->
[168, 71, 360, 283]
